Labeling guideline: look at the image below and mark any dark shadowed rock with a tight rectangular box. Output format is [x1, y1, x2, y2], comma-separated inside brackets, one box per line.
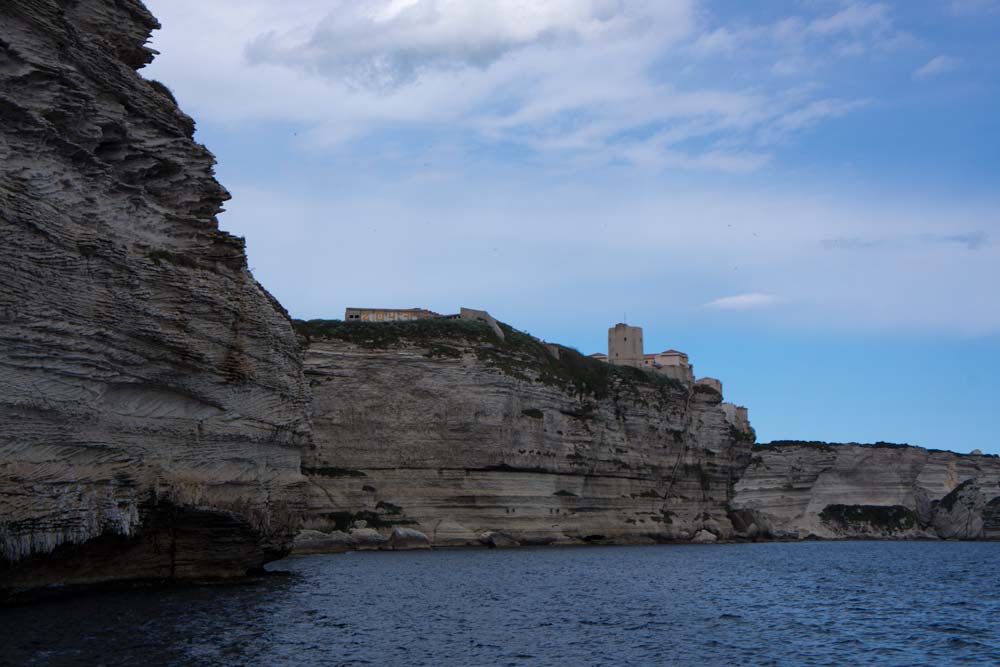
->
[983, 496, 1000, 539]
[933, 480, 987, 539]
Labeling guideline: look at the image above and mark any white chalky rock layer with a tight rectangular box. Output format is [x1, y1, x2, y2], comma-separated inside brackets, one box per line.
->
[297, 327, 756, 549]
[731, 443, 1000, 539]
[0, 0, 309, 599]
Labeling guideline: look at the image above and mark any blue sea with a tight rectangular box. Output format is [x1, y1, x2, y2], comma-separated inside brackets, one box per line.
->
[2, 542, 998, 666]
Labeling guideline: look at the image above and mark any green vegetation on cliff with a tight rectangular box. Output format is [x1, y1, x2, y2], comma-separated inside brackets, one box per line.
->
[759, 440, 913, 451]
[936, 479, 975, 512]
[293, 318, 685, 400]
[302, 466, 367, 478]
[294, 318, 492, 347]
[819, 504, 920, 533]
[755, 441, 996, 457]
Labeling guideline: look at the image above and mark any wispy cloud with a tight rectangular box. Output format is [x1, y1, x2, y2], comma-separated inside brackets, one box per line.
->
[773, 98, 870, 132]
[705, 293, 783, 310]
[213, 172, 1000, 336]
[947, 0, 998, 15]
[807, 3, 891, 36]
[135, 0, 1000, 340]
[822, 232, 988, 250]
[913, 55, 960, 79]
[143, 0, 899, 172]
[246, 1, 695, 90]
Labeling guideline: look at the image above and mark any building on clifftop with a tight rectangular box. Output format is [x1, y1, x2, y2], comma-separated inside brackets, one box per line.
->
[603, 323, 695, 384]
[608, 323, 644, 368]
[345, 307, 441, 322]
[343, 306, 505, 340]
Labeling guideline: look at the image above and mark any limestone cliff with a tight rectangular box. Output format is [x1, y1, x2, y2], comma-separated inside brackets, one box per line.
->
[295, 319, 756, 548]
[0, 0, 308, 600]
[731, 442, 1000, 539]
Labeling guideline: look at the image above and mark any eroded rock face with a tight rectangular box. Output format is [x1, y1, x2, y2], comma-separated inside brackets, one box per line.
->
[983, 497, 1000, 540]
[0, 0, 308, 600]
[731, 443, 1000, 539]
[388, 527, 431, 550]
[933, 480, 990, 540]
[293, 530, 357, 555]
[296, 320, 756, 550]
[479, 531, 519, 548]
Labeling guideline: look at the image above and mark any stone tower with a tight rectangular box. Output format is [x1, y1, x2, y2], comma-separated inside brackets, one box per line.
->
[608, 323, 644, 368]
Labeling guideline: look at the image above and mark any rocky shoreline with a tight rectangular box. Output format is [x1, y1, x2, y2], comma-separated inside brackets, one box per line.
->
[732, 441, 1000, 541]
[286, 439, 1000, 557]
[287, 319, 999, 555]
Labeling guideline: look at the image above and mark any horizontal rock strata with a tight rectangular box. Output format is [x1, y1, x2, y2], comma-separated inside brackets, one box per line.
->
[295, 319, 756, 550]
[0, 0, 308, 601]
[731, 442, 1000, 539]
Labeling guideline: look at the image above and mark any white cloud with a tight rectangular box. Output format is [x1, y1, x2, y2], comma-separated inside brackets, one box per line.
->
[807, 3, 890, 36]
[246, 0, 694, 90]
[704, 293, 784, 310]
[774, 98, 869, 132]
[822, 232, 989, 251]
[690, 27, 738, 57]
[687, 3, 906, 64]
[141, 0, 893, 171]
[947, 0, 998, 15]
[913, 55, 960, 79]
[130, 0, 1000, 337]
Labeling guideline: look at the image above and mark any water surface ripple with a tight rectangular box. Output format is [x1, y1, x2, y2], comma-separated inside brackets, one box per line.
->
[2, 542, 998, 666]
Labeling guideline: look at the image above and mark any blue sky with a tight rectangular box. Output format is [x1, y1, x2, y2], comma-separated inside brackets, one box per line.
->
[142, 0, 999, 454]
